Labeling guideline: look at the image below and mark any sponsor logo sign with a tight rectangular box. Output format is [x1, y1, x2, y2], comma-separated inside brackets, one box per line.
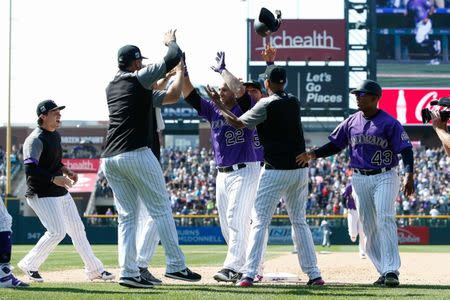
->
[397, 226, 429, 245]
[249, 19, 346, 62]
[62, 158, 100, 173]
[378, 88, 450, 125]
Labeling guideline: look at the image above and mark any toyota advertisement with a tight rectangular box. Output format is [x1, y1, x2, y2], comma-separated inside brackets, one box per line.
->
[378, 88, 450, 125]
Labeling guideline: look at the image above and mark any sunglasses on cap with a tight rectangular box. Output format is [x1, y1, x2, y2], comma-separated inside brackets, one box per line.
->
[354, 91, 373, 97]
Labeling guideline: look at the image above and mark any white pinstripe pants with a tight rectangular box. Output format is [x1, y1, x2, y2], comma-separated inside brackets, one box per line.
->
[18, 193, 104, 279]
[347, 208, 366, 255]
[101, 147, 185, 277]
[136, 204, 159, 268]
[243, 167, 321, 280]
[352, 169, 401, 276]
[0, 196, 12, 232]
[216, 162, 260, 272]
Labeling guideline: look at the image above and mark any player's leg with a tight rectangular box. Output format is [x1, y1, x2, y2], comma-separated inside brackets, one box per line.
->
[136, 202, 161, 284]
[357, 219, 367, 257]
[102, 157, 141, 278]
[61, 193, 113, 280]
[131, 149, 190, 275]
[284, 168, 322, 283]
[347, 209, 359, 242]
[0, 198, 28, 288]
[373, 171, 401, 277]
[352, 175, 382, 275]
[18, 196, 67, 279]
[222, 163, 260, 273]
[240, 168, 287, 282]
[215, 172, 229, 245]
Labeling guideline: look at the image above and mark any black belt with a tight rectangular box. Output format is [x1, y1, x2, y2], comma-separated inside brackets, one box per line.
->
[217, 163, 246, 173]
[353, 167, 391, 176]
[264, 163, 306, 170]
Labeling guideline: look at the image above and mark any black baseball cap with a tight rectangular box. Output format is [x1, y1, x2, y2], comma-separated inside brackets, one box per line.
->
[264, 65, 286, 84]
[351, 80, 382, 98]
[36, 100, 65, 117]
[117, 45, 147, 65]
[243, 80, 262, 91]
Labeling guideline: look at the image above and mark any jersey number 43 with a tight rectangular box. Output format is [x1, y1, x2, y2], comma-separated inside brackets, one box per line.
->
[370, 150, 393, 166]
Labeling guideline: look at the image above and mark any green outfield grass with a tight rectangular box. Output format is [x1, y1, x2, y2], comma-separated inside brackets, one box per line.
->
[4, 245, 450, 299]
[9, 245, 450, 271]
[377, 63, 450, 87]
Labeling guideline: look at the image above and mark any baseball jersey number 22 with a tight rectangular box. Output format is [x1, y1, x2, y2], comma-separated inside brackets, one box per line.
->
[225, 129, 245, 146]
[370, 150, 393, 165]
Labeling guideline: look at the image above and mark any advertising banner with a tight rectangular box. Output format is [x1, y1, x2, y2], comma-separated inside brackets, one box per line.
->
[397, 226, 429, 245]
[62, 158, 100, 173]
[249, 19, 347, 62]
[68, 173, 98, 193]
[377, 88, 450, 125]
[248, 66, 347, 111]
[177, 227, 225, 245]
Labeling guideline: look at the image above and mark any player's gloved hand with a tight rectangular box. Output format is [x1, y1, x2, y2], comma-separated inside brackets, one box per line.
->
[52, 175, 74, 190]
[401, 173, 414, 197]
[210, 51, 226, 74]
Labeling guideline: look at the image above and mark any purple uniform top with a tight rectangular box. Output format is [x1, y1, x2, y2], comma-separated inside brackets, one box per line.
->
[199, 99, 257, 167]
[253, 133, 264, 162]
[342, 185, 356, 210]
[329, 110, 412, 170]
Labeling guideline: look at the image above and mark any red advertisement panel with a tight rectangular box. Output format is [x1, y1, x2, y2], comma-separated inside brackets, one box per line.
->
[378, 88, 450, 125]
[249, 19, 346, 62]
[68, 173, 98, 193]
[62, 158, 100, 173]
[397, 226, 429, 245]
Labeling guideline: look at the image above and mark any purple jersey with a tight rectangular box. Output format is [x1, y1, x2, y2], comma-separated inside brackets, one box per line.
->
[200, 99, 257, 167]
[329, 110, 412, 170]
[342, 185, 356, 210]
[253, 132, 264, 162]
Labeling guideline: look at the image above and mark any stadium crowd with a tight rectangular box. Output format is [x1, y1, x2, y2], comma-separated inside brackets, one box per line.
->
[92, 146, 449, 217]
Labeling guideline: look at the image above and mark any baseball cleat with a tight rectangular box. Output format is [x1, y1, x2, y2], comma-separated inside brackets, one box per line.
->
[139, 267, 162, 285]
[306, 277, 325, 286]
[0, 264, 29, 288]
[236, 276, 254, 287]
[384, 273, 399, 287]
[373, 275, 385, 286]
[118, 276, 153, 288]
[91, 270, 115, 281]
[213, 268, 239, 283]
[253, 274, 264, 283]
[165, 267, 201, 282]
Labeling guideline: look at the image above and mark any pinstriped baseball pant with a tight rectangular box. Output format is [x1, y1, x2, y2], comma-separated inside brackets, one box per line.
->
[0, 196, 12, 232]
[101, 147, 185, 277]
[352, 169, 401, 276]
[136, 204, 159, 268]
[243, 167, 321, 280]
[18, 193, 105, 279]
[216, 162, 260, 272]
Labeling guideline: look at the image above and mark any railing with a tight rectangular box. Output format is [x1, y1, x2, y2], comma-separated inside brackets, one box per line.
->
[83, 214, 450, 228]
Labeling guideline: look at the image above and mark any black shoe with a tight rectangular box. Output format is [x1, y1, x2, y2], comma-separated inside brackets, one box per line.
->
[231, 272, 243, 283]
[27, 271, 44, 283]
[165, 267, 201, 282]
[213, 268, 237, 282]
[384, 272, 399, 287]
[139, 267, 162, 285]
[118, 276, 154, 288]
[373, 275, 385, 286]
[306, 277, 325, 286]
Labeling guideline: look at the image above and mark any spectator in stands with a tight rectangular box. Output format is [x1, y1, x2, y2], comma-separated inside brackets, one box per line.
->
[406, 0, 441, 64]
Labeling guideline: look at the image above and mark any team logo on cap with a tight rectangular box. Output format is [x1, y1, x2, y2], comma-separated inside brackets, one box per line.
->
[40, 106, 46, 112]
[135, 52, 140, 58]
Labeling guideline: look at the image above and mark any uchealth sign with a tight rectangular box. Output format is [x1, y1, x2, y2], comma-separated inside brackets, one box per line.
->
[248, 65, 347, 110]
[378, 88, 450, 125]
[397, 226, 429, 245]
[62, 159, 100, 173]
[249, 19, 346, 62]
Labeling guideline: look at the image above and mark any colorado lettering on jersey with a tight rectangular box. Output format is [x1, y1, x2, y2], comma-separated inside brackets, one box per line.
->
[211, 119, 226, 130]
[350, 134, 388, 149]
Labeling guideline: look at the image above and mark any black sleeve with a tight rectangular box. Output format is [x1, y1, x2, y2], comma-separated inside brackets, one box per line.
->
[24, 163, 54, 183]
[163, 41, 182, 72]
[313, 142, 343, 158]
[400, 147, 414, 173]
[184, 89, 202, 113]
[236, 92, 252, 113]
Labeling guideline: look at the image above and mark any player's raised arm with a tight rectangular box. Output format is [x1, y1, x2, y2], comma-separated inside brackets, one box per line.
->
[211, 52, 246, 98]
[161, 60, 184, 105]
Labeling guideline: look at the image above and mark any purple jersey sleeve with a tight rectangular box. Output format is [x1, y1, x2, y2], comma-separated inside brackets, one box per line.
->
[389, 121, 412, 154]
[328, 118, 351, 149]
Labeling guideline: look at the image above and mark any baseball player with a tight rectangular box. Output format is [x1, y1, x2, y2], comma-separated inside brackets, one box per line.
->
[342, 184, 367, 258]
[320, 220, 331, 247]
[101, 30, 201, 288]
[297, 79, 415, 287]
[208, 65, 324, 287]
[18, 100, 115, 283]
[0, 196, 28, 288]
[180, 52, 260, 283]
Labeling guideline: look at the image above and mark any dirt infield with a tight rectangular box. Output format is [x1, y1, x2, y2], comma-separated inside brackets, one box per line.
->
[21, 252, 450, 285]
